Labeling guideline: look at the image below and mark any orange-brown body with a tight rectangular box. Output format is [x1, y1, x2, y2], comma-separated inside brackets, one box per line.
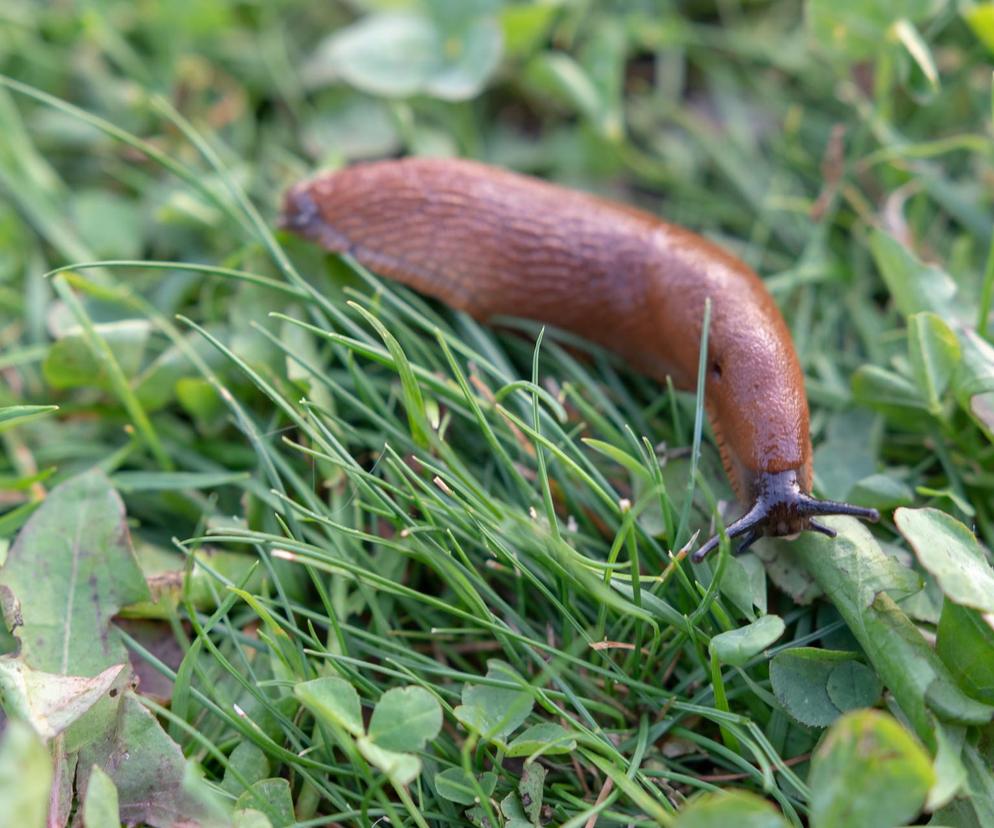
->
[281, 157, 877, 559]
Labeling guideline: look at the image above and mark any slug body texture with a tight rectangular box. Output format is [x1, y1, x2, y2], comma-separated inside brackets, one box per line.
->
[282, 158, 877, 558]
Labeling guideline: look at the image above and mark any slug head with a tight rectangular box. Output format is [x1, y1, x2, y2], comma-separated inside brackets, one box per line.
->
[691, 469, 879, 562]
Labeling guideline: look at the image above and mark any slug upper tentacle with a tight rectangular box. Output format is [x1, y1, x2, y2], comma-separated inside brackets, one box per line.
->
[280, 157, 879, 560]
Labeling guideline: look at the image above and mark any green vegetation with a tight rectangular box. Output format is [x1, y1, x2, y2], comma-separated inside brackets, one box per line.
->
[2, 1, 994, 826]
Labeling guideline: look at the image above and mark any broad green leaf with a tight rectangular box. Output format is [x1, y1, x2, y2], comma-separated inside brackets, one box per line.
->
[434, 767, 473, 805]
[501, 2, 560, 56]
[175, 377, 224, 425]
[907, 312, 961, 414]
[301, 12, 502, 101]
[812, 409, 879, 502]
[869, 229, 962, 321]
[0, 658, 123, 741]
[234, 779, 293, 828]
[221, 742, 271, 796]
[936, 601, 994, 704]
[710, 615, 785, 667]
[833, 677, 888, 738]
[506, 723, 578, 757]
[850, 365, 928, 420]
[368, 685, 442, 752]
[719, 552, 767, 619]
[426, 16, 504, 100]
[125, 542, 263, 618]
[500, 791, 530, 823]
[842, 237, 989, 439]
[929, 798, 989, 828]
[82, 765, 120, 828]
[71, 189, 143, 259]
[825, 660, 883, 712]
[770, 648, 879, 728]
[792, 516, 922, 609]
[952, 328, 994, 439]
[928, 722, 968, 811]
[846, 474, 914, 510]
[519, 762, 546, 826]
[895, 507, 994, 613]
[423, 0, 502, 28]
[792, 521, 992, 740]
[464, 804, 493, 827]
[233, 809, 274, 828]
[961, 742, 994, 826]
[357, 738, 422, 786]
[0, 718, 52, 828]
[964, 3, 994, 53]
[756, 541, 822, 605]
[809, 710, 933, 828]
[293, 676, 364, 738]
[434, 767, 497, 805]
[44, 319, 151, 389]
[898, 571, 944, 625]
[0, 405, 58, 434]
[0, 469, 150, 676]
[674, 789, 789, 828]
[76, 692, 228, 827]
[455, 660, 534, 742]
[906, 606, 993, 726]
[135, 326, 228, 411]
[299, 97, 400, 163]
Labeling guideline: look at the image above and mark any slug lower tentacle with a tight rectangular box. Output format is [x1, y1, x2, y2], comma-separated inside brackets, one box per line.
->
[280, 157, 879, 559]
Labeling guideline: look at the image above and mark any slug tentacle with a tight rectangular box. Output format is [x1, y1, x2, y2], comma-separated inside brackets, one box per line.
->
[690, 469, 880, 563]
[807, 520, 838, 538]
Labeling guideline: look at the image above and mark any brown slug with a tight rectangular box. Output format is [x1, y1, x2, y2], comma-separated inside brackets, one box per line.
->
[280, 157, 878, 561]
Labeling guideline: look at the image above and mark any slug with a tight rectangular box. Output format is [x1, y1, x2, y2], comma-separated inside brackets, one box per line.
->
[280, 157, 878, 561]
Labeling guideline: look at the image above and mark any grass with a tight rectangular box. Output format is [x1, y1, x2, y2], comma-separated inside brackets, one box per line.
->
[1, 1, 994, 826]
